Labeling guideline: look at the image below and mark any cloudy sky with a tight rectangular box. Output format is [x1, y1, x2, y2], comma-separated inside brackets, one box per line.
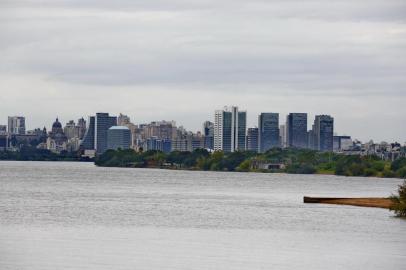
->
[0, 0, 405, 142]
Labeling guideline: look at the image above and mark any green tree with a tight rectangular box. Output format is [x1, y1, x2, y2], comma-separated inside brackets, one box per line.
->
[391, 158, 406, 171]
[236, 159, 251, 172]
[396, 167, 406, 178]
[390, 181, 406, 217]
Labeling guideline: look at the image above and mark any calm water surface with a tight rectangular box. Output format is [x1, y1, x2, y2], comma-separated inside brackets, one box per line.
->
[0, 161, 405, 269]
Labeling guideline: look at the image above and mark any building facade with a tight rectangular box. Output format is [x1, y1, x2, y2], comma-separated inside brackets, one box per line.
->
[81, 116, 95, 150]
[64, 120, 81, 140]
[246, 127, 259, 152]
[203, 121, 214, 150]
[77, 118, 87, 139]
[143, 121, 176, 140]
[46, 118, 68, 153]
[214, 106, 246, 152]
[333, 135, 352, 151]
[312, 115, 334, 151]
[107, 126, 131, 150]
[80, 113, 117, 154]
[0, 125, 7, 135]
[258, 113, 279, 153]
[95, 113, 117, 154]
[145, 137, 172, 153]
[8, 116, 25, 135]
[286, 113, 308, 149]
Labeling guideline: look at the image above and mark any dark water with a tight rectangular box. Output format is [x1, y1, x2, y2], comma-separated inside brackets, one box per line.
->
[1, 161, 405, 269]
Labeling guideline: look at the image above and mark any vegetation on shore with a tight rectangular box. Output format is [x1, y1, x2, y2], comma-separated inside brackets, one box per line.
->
[0, 145, 90, 162]
[390, 181, 406, 217]
[94, 148, 406, 178]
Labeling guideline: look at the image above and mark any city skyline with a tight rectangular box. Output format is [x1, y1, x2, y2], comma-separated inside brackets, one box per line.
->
[0, 109, 403, 144]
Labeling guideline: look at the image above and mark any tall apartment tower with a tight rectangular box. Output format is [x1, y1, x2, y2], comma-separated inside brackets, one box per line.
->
[77, 118, 87, 139]
[63, 120, 78, 140]
[258, 113, 279, 153]
[203, 121, 214, 150]
[246, 127, 259, 152]
[312, 115, 334, 151]
[308, 124, 316, 150]
[81, 116, 95, 150]
[214, 106, 246, 152]
[286, 113, 308, 149]
[80, 113, 117, 154]
[8, 116, 26, 135]
[95, 113, 117, 154]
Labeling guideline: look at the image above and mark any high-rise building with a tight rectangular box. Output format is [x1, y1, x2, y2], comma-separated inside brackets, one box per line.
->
[246, 127, 259, 152]
[191, 132, 205, 151]
[64, 120, 81, 140]
[203, 121, 214, 150]
[80, 113, 117, 154]
[279, 124, 287, 148]
[8, 116, 25, 135]
[81, 116, 95, 150]
[171, 137, 189, 152]
[308, 126, 316, 150]
[107, 126, 131, 150]
[170, 130, 204, 152]
[258, 113, 279, 152]
[286, 113, 308, 148]
[144, 121, 176, 140]
[77, 118, 87, 139]
[312, 115, 334, 151]
[95, 113, 117, 154]
[63, 118, 86, 140]
[214, 106, 246, 152]
[214, 110, 231, 152]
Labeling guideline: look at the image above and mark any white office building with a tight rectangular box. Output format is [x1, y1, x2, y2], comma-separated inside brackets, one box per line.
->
[214, 106, 246, 152]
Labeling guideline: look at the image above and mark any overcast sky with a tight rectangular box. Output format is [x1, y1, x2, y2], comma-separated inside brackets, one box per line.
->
[0, 0, 405, 142]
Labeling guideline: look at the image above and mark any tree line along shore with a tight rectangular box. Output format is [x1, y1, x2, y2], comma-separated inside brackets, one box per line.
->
[93, 148, 406, 179]
[1, 146, 406, 179]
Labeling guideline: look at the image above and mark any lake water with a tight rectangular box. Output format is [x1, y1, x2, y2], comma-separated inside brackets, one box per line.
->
[0, 161, 405, 270]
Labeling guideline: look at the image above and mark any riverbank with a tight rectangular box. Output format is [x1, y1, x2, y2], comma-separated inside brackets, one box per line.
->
[0, 147, 92, 162]
[2, 147, 406, 179]
[95, 148, 406, 179]
[304, 196, 394, 209]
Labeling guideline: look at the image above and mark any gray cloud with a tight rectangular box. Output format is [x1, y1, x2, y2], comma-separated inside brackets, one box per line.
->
[0, 0, 405, 142]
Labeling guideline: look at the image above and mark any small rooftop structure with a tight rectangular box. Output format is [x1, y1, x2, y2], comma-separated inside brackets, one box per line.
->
[108, 126, 130, 130]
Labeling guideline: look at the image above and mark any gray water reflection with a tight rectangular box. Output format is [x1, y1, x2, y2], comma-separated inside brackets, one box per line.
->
[0, 161, 405, 270]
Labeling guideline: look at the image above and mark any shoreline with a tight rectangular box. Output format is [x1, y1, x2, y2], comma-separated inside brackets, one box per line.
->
[0, 159, 403, 180]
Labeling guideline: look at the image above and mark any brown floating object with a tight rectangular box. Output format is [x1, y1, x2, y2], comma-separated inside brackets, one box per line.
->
[303, 196, 394, 209]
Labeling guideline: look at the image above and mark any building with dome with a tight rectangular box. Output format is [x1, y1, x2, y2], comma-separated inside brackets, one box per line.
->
[46, 118, 68, 153]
